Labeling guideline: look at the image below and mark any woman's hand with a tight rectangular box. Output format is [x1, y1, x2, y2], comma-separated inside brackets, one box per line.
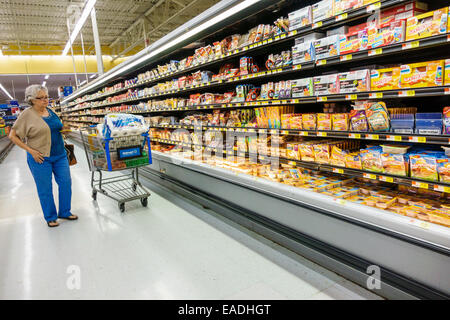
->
[29, 149, 44, 164]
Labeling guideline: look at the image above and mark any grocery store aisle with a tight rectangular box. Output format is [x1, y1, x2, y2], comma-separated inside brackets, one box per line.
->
[0, 144, 382, 300]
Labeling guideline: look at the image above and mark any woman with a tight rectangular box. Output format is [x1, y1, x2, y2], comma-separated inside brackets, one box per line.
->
[9, 84, 78, 227]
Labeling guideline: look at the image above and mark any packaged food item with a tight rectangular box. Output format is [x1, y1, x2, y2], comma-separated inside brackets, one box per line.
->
[295, 33, 325, 46]
[365, 102, 390, 132]
[405, 7, 448, 41]
[340, 23, 368, 54]
[410, 154, 439, 181]
[444, 107, 450, 134]
[292, 78, 314, 97]
[437, 157, 450, 183]
[381, 153, 408, 176]
[313, 74, 340, 96]
[400, 60, 444, 88]
[317, 113, 332, 131]
[302, 114, 317, 130]
[349, 110, 368, 132]
[338, 70, 371, 93]
[299, 142, 316, 162]
[312, 0, 334, 23]
[334, 0, 363, 16]
[330, 146, 347, 167]
[361, 147, 384, 173]
[345, 152, 362, 169]
[381, 145, 411, 154]
[314, 35, 345, 60]
[415, 112, 443, 135]
[367, 20, 405, 49]
[370, 67, 401, 91]
[292, 41, 315, 65]
[332, 113, 349, 131]
[289, 114, 303, 130]
[288, 6, 313, 31]
[314, 143, 333, 164]
[445, 59, 450, 85]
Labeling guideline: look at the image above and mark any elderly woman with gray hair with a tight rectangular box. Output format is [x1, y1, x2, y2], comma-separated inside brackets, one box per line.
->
[9, 84, 77, 227]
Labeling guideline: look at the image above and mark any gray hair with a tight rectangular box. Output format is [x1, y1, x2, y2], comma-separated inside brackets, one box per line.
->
[25, 85, 48, 105]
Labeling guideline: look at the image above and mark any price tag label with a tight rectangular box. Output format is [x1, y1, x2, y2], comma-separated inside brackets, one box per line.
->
[270, 130, 278, 134]
[243, 46, 248, 51]
[387, 135, 402, 142]
[399, 90, 415, 97]
[334, 199, 347, 205]
[275, 36, 280, 41]
[402, 41, 420, 50]
[333, 168, 344, 174]
[300, 131, 308, 136]
[293, 99, 300, 103]
[346, 94, 358, 100]
[317, 96, 327, 102]
[367, 2, 381, 12]
[268, 38, 273, 43]
[260, 156, 265, 160]
[281, 130, 289, 135]
[259, 129, 266, 133]
[412, 181, 428, 189]
[249, 129, 255, 133]
[369, 92, 383, 99]
[366, 134, 379, 140]
[434, 185, 450, 193]
[379, 176, 394, 183]
[317, 59, 327, 66]
[349, 133, 361, 139]
[312, 21, 323, 29]
[317, 132, 327, 137]
[262, 40, 268, 45]
[290, 30, 298, 36]
[293, 65, 302, 70]
[363, 173, 377, 180]
[409, 136, 426, 143]
[272, 100, 281, 105]
[340, 54, 352, 62]
[445, 88, 450, 95]
[288, 161, 296, 166]
[368, 48, 383, 56]
[335, 13, 348, 21]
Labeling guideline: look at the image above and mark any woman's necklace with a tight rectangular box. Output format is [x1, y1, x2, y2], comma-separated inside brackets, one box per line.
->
[35, 107, 49, 117]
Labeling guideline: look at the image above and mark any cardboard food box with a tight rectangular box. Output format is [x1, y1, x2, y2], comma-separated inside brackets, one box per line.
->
[445, 59, 450, 85]
[314, 74, 340, 96]
[289, 6, 313, 31]
[292, 42, 315, 64]
[292, 78, 314, 97]
[314, 35, 345, 60]
[312, 0, 334, 23]
[334, 0, 363, 16]
[371, 67, 401, 91]
[400, 60, 445, 88]
[405, 7, 448, 41]
[367, 20, 405, 49]
[338, 69, 371, 93]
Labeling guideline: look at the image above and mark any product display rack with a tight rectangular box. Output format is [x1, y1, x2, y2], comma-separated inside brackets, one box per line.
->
[63, 0, 450, 299]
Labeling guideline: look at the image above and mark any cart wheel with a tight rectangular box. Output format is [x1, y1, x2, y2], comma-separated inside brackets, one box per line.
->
[119, 202, 125, 212]
[141, 197, 148, 207]
[92, 190, 97, 201]
[132, 183, 137, 192]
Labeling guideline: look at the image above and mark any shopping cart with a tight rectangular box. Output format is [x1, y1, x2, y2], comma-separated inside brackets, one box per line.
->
[80, 125, 152, 212]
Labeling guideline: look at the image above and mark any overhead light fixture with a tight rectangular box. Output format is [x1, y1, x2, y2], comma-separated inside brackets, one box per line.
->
[45, 75, 49, 79]
[62, 0, 97, 56]
[79, 80, 87, 86]
[42, 81, 47, 87]
[62, 0, 261, 102]
[89, 74, 97, 79]
[0, 83, 13, 100]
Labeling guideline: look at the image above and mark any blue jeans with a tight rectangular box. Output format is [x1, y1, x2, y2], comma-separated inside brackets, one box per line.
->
[27, 152, 72, 222]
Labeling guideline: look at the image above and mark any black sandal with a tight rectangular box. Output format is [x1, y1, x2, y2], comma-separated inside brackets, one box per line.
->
[59, 215, 78, 221]
[47, 220, 59, 227]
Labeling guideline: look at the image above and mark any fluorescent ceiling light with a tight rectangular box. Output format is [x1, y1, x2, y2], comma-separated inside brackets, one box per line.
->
[79, 80, 87, 86]
[62, 0, 97, 56]
[45, 75, 49, 79]
[89, 74, 97, 78]
[42, 81, 46, 86]
[63, 0, 261, 102]
[0, 83, 13, 100]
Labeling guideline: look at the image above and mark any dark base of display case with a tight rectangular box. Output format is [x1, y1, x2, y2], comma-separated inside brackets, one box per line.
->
[141, 158, 450, 300]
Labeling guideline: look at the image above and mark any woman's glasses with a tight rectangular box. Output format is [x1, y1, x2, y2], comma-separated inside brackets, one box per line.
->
[35, 96, 49, 100]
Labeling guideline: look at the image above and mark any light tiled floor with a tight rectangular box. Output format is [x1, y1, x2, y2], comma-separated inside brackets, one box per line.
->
[0, 144, 382, 300]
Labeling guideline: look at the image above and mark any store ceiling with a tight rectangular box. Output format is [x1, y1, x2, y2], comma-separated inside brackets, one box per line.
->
[0, 74, 94, 104]
[0, 0, 220, 57]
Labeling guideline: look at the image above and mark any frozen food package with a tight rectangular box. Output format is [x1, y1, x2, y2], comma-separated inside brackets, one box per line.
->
[102, 113, 149, 138]
[444, 107, 450, 134]
[381, 153, 409, 176]
[288, 6, 313, 31]
[365, 102, 390, 132]
[360, 147, 384, 173]
[291, 78, 314, 97]
[332, 113, 349, 131]
[312, 0, 334, 23]
[317, 113, 332, 130]
[410, 154, 439, 181]
[349, 110, 369, 132]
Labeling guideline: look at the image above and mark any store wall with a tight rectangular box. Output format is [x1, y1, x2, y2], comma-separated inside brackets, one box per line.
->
[0, 55, 128, 74]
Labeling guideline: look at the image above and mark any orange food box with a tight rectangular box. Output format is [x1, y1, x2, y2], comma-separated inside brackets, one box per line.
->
[371, 67, 401, 91]
[400, 60, 444, 88]
[405, 7, 448, 41]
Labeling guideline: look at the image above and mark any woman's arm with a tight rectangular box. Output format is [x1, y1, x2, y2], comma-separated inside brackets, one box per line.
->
[9, 128, 44, 163]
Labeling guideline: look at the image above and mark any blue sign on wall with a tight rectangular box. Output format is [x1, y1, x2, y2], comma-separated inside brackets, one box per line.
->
[63, 86, 73, 96]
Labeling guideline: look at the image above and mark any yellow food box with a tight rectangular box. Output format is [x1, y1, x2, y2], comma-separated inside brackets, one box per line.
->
[400, 60, 444, 89]
[445, 59, 450, 85]
[405, 7, 448, 41]
[370, 67, 401, 91]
